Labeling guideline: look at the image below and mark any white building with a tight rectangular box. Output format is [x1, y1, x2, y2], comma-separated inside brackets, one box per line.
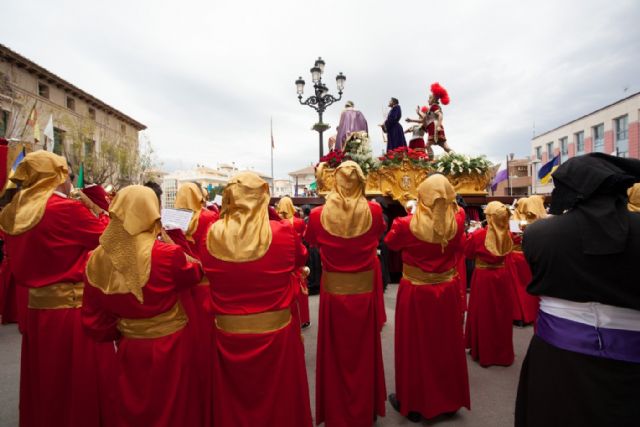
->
[531, 91, 640, 194]
[161, 163, 272, 207]
[273, 179, 293, 197]
[288, 165, 315, 196]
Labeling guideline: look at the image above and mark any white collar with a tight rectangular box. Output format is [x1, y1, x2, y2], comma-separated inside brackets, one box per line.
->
[53, 191, 68, 199]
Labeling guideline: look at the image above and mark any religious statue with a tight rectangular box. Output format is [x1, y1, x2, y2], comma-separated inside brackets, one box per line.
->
[335, 101, 368, 151]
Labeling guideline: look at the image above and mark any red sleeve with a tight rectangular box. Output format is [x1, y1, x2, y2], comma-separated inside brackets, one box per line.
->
[384, 217, 406, 251]
[465, 230, 478, 259]
[81, 282, 121, 342]
[294, 228, 308, 269]
[170, 245, 204, 290]
[68, 201, 107, 250]
[166, 228, 196, 257]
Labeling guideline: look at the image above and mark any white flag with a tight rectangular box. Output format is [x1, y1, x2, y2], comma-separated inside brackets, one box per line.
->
[43, 115, 54, 151]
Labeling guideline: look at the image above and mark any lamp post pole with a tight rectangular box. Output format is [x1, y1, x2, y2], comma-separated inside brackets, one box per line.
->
[295, 57, 346, 160]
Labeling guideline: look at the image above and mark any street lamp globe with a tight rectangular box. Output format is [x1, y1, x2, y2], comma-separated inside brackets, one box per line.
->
[295, 76, 305, 95]
[310, 66, 321, 83]
[336, 72, 346, 92]
[314, 57, 326, 74]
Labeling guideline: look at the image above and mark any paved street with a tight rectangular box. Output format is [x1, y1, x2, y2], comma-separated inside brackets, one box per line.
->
[0, 284, 533, 426]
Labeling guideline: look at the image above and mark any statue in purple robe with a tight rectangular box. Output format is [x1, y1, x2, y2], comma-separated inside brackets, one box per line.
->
[335, 101, 369, 151]
[382, 98, 407, 152]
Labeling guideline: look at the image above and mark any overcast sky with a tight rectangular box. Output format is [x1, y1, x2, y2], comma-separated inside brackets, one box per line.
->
[2, 0, 639, 177]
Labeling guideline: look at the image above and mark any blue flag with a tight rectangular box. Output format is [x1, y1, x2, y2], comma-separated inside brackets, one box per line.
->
[11, 147, 25, 172]
[538, 155, 560, 184]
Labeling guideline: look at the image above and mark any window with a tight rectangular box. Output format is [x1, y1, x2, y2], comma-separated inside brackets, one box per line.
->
[66, 97, 75, 111]
[615, 115, 628, 157]
[83, 139, 95, 157]
[535, 146, 542, 160]
[575, 131, 585, 154]
[560, 136, 569, 157]
[88, 107, 96, 120]
[546, 141, 554, 158]
[38, 83, 49, 99]
[0, 110, 8, 137]
[120, 123, 126, 134]
[53, 128, 65, 155]
[593, 123, 604, 152]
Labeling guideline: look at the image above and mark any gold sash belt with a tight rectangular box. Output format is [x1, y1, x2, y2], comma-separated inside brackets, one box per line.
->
[117, 302, 187, 339]
[475, 258, 505, 269]
[28, 282, 84, 309]
[215, 308, 291, 334]
[322, 269, 374, 295]
[198, 277, 210, 286]
[402, 264, 458, 285]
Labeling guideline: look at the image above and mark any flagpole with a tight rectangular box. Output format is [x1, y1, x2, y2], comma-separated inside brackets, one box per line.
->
[270, 117, 274, 195]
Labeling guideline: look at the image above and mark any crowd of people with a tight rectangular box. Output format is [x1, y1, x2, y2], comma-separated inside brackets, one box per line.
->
[0, 150, 638, 427]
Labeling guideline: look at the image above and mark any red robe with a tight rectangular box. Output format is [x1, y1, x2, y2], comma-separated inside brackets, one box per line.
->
[384, 209, 470, 418]
[0, 241, 19, 324]
[305, 202, 387, 427]
[506, 235, 539, 324]
[464, 228, 515, 367]
[291, 216, 310, 325]
[3, 194, 116, 427]
[82, 241, 203, 427]
[202, 220, 312, 427]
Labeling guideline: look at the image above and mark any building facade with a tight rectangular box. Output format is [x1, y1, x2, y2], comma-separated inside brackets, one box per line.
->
[160, 163, 272, 208]
[288, 165, 315, 196]
[273, 179, 293, 197]
[531, 91, 640, 193]
[492, 158, 532, 196]
[0, 43, 146, 185]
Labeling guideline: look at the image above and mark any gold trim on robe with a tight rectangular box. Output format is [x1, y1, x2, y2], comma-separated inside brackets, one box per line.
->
[28, 282, 84, 309]
[322, 269, 374, 295]
[475, 258, 505, 269]
[197, 277, 210, 286]
[402, 264, 458, 285]
[117, 301, 188, 339]
[215, 308, 292, 334]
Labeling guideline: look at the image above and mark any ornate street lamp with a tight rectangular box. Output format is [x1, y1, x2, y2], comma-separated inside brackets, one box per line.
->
[296, 57, 345, 159]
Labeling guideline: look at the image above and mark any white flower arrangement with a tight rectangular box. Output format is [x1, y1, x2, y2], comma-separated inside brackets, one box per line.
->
[432, 152, 492, 176]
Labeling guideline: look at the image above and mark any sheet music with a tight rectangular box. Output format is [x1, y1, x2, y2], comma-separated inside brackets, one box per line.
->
[509, 219, 522, 234]
[161, 208, 194, 232]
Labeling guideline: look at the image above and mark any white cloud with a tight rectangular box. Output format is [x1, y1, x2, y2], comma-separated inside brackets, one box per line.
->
[2, 0, 638, 176]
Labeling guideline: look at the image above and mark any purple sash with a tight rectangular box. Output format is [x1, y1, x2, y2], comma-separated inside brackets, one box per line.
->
[536, 310, 640, 363]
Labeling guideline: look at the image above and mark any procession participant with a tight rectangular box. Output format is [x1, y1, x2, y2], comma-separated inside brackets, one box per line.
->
[425, 83, 452, 153]
[515, 153, 640, 427]
[628, 182, 640, 211]
[464, 201, 515, 367]
[382, 97, 407, 151]
[305, 161, 387, 427]
[385, 174, 470, 422]
[0, 236, 19, 325]
[202, 172, 312, 427]
[508, 196, 547, 325]
[336, 101, 369, 151]
[82, 185, 204, 427]
[81, 184, 111, 213]
[174, 182, 219, 255]
[277, 196, 311, 328]
[0, 151, 115, 427]
[173, 181, 218, 425]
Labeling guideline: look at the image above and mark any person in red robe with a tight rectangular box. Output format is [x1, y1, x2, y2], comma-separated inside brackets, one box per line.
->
[201, 172, 312, 427]
[172, 182, 219, 424]
[384, 174, 471, 422]
[82, 185, 204, 427]
[0, 151, 116, 427]
[508, 196, 546, 325]
[277, 196, 311, 328]
[465, 201, 515, 367]
[305, 161, 387, 427]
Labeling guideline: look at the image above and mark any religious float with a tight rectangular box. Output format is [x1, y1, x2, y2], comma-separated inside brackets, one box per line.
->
[315, 131, 493, 206]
